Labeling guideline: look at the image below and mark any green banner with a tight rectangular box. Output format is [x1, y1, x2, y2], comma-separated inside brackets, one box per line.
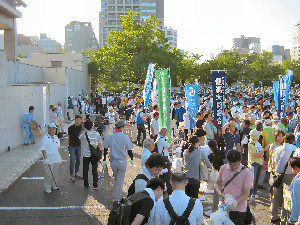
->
[156, 69, 171, 143]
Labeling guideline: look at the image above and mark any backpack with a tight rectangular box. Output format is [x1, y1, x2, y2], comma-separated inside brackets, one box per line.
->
[108, 191, 151, 225]
[127, 174, 149, 197]
[85, 132, 102, 161]
[163, 197, 196, 225]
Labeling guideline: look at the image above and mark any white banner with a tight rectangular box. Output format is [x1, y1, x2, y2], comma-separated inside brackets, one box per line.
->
[143, 63, 155, 108]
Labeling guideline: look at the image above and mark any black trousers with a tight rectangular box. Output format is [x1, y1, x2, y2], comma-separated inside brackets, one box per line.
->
[185, 178, 200, 198]
[137, 124, 146, 145]
[83, 156, 98, 187]
[229, 211, 246, 225]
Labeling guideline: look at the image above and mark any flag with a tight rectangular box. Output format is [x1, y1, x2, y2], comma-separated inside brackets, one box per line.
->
[273, 81, 280, 117]
[156, 69, 171, 143]
[185, 85, 198, 129]
[143, 63, 155, 108]
[279, 76, 286, 116]
[285, 69, 293, 107]
[212, 71, 226, 125]
[152, 78, 158, 104]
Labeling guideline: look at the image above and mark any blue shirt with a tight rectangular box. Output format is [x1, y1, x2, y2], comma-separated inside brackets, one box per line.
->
[136, 110, 144, 125]
[296, 132, 300, 148]
[175, 107, 186, 122]
[291, 178, 300, 222]
[23, 112, 34, 128]
[68, 99, 73, 109]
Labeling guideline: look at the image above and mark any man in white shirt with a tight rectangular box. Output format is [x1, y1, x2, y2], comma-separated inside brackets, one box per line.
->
[157, 127, 173, 157]
[154, 171, 204, 225]
[150, 112, 159, 141]
[141, 138, 155, 171]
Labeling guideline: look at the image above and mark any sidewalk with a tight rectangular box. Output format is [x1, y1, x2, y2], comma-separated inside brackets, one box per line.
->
[0, 121, 71, 194]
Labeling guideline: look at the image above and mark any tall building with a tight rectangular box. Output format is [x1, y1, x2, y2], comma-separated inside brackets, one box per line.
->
[99, 0, 164, 47]
[233, 35, 260, 54]
[292, 23, 300, 61]
[65, 21, 99, 53]
[38, 33, 62, 53]
[161, 26, 177, 49]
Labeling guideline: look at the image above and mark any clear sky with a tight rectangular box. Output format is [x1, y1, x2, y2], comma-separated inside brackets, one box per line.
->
[15, 0, 300, 60]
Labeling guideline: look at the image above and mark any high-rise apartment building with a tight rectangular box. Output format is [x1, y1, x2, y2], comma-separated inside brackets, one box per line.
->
[38, 33, 62, 53]
[233, 35, 260, 54]
[292, 23, 300, 61]
[65, 21, 99, 53]
[99, 0, 164, 47]
[161, 26, 177, 49]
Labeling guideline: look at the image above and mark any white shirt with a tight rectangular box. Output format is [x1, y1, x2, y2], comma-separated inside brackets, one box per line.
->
[135, 167, 153, 194]
[42, 134, 60, 164]
[141, 147, 152, 171]
[102, 97, 107, 105]
[151, 118, 159, 135]
[157, 136, 170, 157]
[199, 145, 211, 158]
[106, 112, 115, 125]
[103, 132, 134, 160]
[183, 112, 190, 129]
[154, 190, 203, 225]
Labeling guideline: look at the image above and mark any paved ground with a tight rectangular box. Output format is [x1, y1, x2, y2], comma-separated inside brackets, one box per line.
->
[0, 125, 284, 224]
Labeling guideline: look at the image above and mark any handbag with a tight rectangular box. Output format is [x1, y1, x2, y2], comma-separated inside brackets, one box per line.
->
[85, 132, 102, 161]
[270, 151, 294, 188]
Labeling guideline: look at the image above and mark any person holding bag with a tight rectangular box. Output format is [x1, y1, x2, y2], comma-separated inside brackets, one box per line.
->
[79, 120, 102, 189]
[183, 135, 212, 198]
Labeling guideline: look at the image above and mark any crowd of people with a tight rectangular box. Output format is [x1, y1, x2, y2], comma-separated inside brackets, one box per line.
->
[31, 85, 300, 225]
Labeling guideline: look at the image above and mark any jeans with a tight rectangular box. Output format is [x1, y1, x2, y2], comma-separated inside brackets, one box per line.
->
[137, 124, 146, 145]
[250, 162, 262, 195]
[24, 126, 35, 144]
[229, 211, 246, 225]
[110, 159, 127, 201]
[185, 178, 200, 198]
[83, 157, 98, 187]
[69, 146, 81, 176]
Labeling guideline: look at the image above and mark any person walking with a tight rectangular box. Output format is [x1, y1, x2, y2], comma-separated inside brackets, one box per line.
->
[79, 120, 102, 189]
[68, 115, 84, 183]
[42, 123, 61, 194]
[136, 105, 146, 147]
[103, 120, 134, 204]
[57, 101, 65, 134]
[183, 136, 212, 198]
[23, 106, 35, 145]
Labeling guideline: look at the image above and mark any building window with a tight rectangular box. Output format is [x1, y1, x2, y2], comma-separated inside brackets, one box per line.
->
[141, 9, 156, 12]
[125, 6, 131, 11]
[133, 0, 139, 4]
[141, 3, 156, 6]
[125, 0, 131, 4]
[108, 6, 115, 11]
[108, 13, 116, 19]
[51, 61, 62, 68]
[133, 6, 139, 11]
[117, 6, 123, 11]
[101, 15, 106, 18]
[101, 8, 106, 11]
[108, 0, 115, 4]
[117, 0, 123, 3]
[117, 20, 122, 25]
[108, 20, 116, 25]
[142, 15, 148, 19]
[101, 1, 106, 5]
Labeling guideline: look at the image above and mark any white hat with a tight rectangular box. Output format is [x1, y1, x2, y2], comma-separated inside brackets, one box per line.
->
[273, 116, 280, 121]
[233, 113, 239, 118]
[48, 123, 57, 128]
[70, 96, 74, 99]
[264, 119, 272, 124]
[250, 129, 262, 139]
[108, 106, 113, 111]
[255, 120, 262, 125]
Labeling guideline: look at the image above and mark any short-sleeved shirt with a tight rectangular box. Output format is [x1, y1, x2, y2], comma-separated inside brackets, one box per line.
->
[217, 163, 253, 212]
[42, 134, 60, 164]
[150, 119, 159, 135]
[103, 132, 134, 160]
[68, 124, 82, 147]
[129, 190, 155, 225]
[79, 130, 102, 158]
[224, 130, 240, 151]
[157, 136, 170, 157]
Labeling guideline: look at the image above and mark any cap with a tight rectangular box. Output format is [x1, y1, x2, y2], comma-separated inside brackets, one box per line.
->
[70, 96, 73, 99]
[108, 106, 113, 111]
[115, 120, 128, 128]
[250, 129, 262, 140]
[75, 115, 82, 119]
[114, 107, 119, 111]
[273, 116, 280, 121]
[177, 101, 182, 105]
[48, 123, 57, 128]
[255, 120, 262, 125]
[153, 112, 159, 116]
[287, 112, 293, 116]
[139, 105, 145, 108]
[264, 119, 272, 124]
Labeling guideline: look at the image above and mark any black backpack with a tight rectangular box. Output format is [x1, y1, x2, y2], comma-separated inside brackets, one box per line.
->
[163, 197, 196, 225]
[127, 174, 149, 197]
[108, 191, 151, 225]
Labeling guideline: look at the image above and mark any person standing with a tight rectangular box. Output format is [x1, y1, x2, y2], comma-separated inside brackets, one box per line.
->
[141, 138, 155, 171]
[136, 105, 146, 147]
[203, 112, 217, 142]
[57, 101, 64, 134]
[150, 112, 159, 141]
[23, 106, 35, 145]
[68, 115, 84, 183]
[214, 150, 253, 225]
[73, 97, 79, 116]
[103, 120, 134, 204]
[67, 96, 74, 121]
[154, 171, 204, 225]
[289, 157, 300, 224]
[222, 121, 241, 152]
[79, 120, 102, 189]
[42, 123, 61, 194]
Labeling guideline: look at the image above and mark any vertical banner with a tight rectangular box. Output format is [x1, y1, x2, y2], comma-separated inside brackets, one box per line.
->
[156, 69, 171, 143]
[212, 71, 226, 125]
[279, 75, 286, 117]
[143, 63, 155, 108]
[285, 69, 293, 107]
[273, 82, 280, 117]
[151, 78, 158, 104]
[185, 85, 198, 129]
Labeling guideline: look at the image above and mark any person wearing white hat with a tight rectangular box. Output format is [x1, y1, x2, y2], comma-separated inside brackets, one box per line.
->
[42, 123, 61, 193]
[272, 116, 281, 131]
[248, 129, 266, 198]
